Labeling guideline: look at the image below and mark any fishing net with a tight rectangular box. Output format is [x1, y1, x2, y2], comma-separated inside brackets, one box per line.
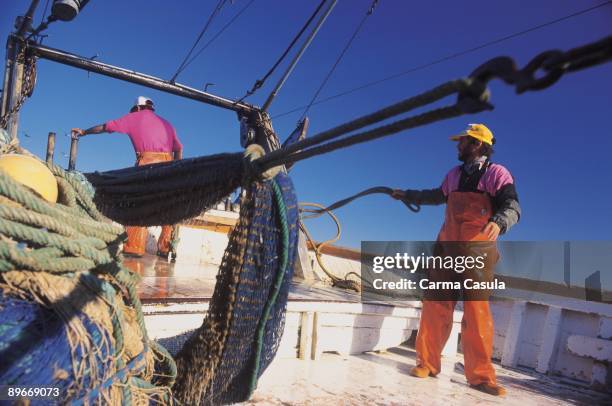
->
[1, 140, 299, 404]
[171, 172, 298, 405]
[85, 153, 244, 226]
[0, 159, 176, 404]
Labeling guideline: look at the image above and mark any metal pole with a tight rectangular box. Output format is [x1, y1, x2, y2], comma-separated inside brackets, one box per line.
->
[15, 0, 40, 37]
[27, 39, 257, 114]
[0, 37, 16, 119]
[2, 1, 39, 137]
[46, 131, 56, 164]
[68, 131, 78, 170]
[261, 0, 337, 112]
[1, 36, 24, 140]
[6, 53, 24, 141]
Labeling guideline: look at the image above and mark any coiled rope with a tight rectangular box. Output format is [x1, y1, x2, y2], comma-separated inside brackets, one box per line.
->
[0, 159, 176, 404]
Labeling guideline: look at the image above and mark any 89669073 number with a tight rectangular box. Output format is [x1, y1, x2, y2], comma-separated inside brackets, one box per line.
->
[0, 386, 61, 400]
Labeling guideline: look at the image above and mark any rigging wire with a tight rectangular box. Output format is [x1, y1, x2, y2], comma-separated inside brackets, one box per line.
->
[39, 0, 51, 27]
[299, 0, 379, 120]
[253, 31, 612, 172]
[274, 1, 612, 119]
[261, 0, 338, 112]
[176, 0, 256, 80]
[235, 0, 328, 104]
[170, 0, 229, 82]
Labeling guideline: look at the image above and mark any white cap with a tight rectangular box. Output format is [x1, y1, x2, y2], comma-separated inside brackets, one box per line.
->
[134, 96, 153, 107]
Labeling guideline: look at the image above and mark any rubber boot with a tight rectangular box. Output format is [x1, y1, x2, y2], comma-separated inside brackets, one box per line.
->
[470, 383, 507, 397]
[157, 225, 173, 257]
[410, 365, 434, 378]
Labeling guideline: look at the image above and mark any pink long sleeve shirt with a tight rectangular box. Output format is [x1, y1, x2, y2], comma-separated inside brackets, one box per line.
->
[105, 110, 183, 153]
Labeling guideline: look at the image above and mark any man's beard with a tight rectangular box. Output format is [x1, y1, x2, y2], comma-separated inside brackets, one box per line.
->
[458, 151, 470, 162]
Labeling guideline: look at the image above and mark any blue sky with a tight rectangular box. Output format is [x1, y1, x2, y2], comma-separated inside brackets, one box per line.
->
[1, 1, 611, 247]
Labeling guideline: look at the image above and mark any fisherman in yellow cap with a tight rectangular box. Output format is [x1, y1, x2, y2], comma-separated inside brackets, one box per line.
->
[392, 123, 521, 396]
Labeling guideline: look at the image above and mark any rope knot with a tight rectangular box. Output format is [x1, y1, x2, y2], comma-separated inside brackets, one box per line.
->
[243, 144, 282, 181]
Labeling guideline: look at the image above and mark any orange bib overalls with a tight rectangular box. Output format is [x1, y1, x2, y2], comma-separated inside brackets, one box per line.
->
[415, 191, 499, 386]
[123, 152, 175, 256]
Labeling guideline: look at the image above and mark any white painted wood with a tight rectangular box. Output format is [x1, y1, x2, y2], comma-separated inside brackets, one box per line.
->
[144, 313, 205, 339]
[567, 335, 612, 362]
[294, 231, 318, 281]
[298, 312, 314, 360]
[536, 306, 562, 373]
[591, 362, 608, 390]
[277, 325, 300, 358]
[141, 300, 422, 316]
[316, 312, 417, 330]
[315, 326, 413, 355]
[598, 316, 612, 340]
[287, 301, 422, 316]
[142, 302, 210, 314]
[312, 312, 321, 360]
[549, 309, 598, 382]
[442, 321, 461, 358]
[197, 230, 230, 265]
[497, 290, 612, 318]
[501, 301, 527, 367]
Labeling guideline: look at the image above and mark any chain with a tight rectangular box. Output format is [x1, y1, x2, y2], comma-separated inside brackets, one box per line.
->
[253, 35, 611, 173]
[463, 35, 612, 96]
[0, 42, 37, 130]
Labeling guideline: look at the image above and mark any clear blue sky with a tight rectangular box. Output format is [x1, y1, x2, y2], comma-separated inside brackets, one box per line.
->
[1, 1, 611, 247]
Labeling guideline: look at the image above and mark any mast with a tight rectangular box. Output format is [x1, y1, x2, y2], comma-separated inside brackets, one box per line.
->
[27, 40, 256, 114]
[1, 0, 40, 140]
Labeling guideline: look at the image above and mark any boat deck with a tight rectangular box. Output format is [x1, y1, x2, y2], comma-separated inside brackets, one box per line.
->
[248, 346, 609, 405]
[126, 253, 365, 303]
[127, 254, 610, 405]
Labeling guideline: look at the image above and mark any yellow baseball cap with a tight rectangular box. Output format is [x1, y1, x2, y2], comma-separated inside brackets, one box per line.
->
[450, 123, 494, 145]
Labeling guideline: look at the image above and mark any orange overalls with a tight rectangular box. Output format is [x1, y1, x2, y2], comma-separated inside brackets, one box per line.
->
[415, 191, 499, 386]
[123, 152, 175, 257]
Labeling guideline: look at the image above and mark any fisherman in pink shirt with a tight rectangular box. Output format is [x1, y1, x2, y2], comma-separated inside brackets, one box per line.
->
[73, 96, 183, 258]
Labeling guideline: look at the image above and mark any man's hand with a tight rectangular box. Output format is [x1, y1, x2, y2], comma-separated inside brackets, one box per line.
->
[482, 222, 500, 241]
[391, 189, 406, 200]
[71, 124, 105, 137]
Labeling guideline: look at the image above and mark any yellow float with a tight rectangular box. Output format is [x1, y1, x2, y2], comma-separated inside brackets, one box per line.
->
[0, 154, 58, 203]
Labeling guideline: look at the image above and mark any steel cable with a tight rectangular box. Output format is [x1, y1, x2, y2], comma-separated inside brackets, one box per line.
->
[236, 0, 328, 103]
[300, 0, 379, 120]
[170, 0, 229, 82]
[274, 1, 612, 119]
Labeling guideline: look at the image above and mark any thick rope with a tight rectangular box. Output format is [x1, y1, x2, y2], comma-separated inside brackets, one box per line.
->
[257, 36, 612, 173]
[0, 158, 176, 403]
[305, 186, 420, 215]
[85, 152, 244, 226]
[299, 203, 360, 292]
[257, 79, 483, 172]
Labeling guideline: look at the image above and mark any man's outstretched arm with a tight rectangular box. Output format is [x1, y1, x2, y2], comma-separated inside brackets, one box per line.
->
[72, 124, 106, 137]
[391, 188, 446, 205]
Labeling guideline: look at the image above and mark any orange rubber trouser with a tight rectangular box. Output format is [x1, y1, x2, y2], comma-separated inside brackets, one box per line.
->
[123, 152, 175, 256]
[415, 191, 499, 385]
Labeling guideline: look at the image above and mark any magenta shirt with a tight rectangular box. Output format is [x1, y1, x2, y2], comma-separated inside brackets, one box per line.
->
[441, 163, 514, 197]
[105, 110, 183, 153]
